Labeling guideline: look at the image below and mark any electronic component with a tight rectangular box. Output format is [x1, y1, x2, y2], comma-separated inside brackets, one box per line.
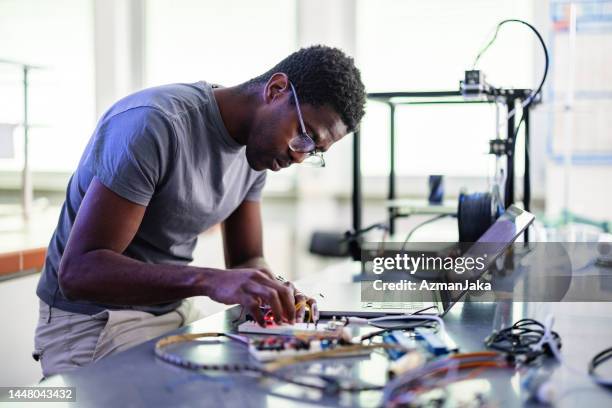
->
[521, 367, 556, 404]
[460, 70, 492, 98]
[237, 320, 347, 337]
[382, 333, 406, 361]
[415, 327, 458, 356]
[248, 335, 370, 362]
[154, 331, 391, 393]
[388, 351, 425, 378]
[382, 330, 417, 361]
[489, 138, 509, 156]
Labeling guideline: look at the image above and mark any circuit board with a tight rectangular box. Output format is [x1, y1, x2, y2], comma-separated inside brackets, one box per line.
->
[248, 338, 372, 362]
[237, 321, 333, 335]
[238, 319, 362, 362]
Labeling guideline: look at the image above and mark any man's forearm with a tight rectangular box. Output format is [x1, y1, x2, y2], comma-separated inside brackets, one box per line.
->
[58, 249, 219, 306]
[231, 256, 269, 272]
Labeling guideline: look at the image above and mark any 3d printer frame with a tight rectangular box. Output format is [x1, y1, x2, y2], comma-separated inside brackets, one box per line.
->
[349, 88, 538, 260]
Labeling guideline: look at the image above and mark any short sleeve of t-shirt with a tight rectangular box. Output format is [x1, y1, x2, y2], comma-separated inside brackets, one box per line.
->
[82, 107, 176, 206]
[244, 170, 267, 202]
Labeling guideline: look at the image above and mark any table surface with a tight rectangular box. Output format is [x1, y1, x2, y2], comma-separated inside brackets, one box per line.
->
[39, 261, 612, 407]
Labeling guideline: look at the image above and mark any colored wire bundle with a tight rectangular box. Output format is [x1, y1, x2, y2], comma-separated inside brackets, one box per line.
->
[382, 351, 511, 406]
[484, 318, 561, 363]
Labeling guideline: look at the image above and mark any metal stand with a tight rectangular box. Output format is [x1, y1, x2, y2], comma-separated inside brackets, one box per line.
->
[0, 59, 44, 221]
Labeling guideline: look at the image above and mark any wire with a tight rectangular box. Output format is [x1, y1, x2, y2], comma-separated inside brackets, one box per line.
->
[368, 314, 447, 333]
[294, 301, 314, 324]
[350, 306, 441, 342]
[472, 19, 550, 185]
[154, 331, 407, 394]
[359, 320, 437, 342]
[400, 214, 450, 251]
[472, 19, 549, 118]
[471, 19, 549, 219]
[382, 351, 511, 406]
[589, 347, 612, 388]
[535, 315, 612, 388]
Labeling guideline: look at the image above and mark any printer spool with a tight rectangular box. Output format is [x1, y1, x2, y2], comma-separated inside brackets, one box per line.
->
[458, 192, 502, 242]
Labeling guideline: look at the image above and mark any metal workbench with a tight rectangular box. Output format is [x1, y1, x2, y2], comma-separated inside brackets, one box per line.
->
[38, 262, 612, 407]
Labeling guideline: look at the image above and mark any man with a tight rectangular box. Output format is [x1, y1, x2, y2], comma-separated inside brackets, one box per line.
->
[34, 45, 366, 377]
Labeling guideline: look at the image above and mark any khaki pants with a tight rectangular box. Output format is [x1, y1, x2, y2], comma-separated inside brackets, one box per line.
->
[33, 299, 202, 378]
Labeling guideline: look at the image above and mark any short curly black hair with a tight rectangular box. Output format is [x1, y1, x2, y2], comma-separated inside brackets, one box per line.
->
[243, 45, 366, 133]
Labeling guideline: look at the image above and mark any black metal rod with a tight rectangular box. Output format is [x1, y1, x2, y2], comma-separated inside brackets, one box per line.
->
[352, 130, 362, 236]
[368, 91, 462, 99]
[523, 109, 531, 212]
[367, 88, 533, 102]
[523, 107, 531, 243]
[504, 99, 515, 209]
[387, 100, 493, 106]
[388, 103, 396, 235]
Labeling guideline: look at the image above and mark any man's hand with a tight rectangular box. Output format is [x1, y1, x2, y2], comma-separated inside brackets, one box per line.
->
[272, 276, 319, 324]
[221, 201, 318, 325]
[203, 268, 296, 327]
[229, 258, 319, 324]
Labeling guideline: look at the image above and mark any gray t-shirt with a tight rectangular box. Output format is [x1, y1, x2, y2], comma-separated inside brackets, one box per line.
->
[36, 81, 266, 315]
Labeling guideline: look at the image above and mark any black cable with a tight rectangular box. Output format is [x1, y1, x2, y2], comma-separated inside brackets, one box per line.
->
[588, 347, 612, 388]
[357, 306, 441, 342]
[473, 19, 549, 115]
[474, 20, 550, 210]
[484, 318, 561, 363]
[400, 214, 451, 251]
[359, 321, 438, 342]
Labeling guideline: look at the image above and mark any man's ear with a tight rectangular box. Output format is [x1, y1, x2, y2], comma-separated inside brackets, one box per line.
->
[263, 73, 290, 104]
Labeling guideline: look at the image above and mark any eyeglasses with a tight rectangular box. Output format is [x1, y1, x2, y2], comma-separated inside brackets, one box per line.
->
[288, 82, 325, 168]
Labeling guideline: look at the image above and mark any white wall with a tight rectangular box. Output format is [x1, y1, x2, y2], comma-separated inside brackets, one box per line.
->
[0, 274, 42, 385]
[543, 1, 612, 222]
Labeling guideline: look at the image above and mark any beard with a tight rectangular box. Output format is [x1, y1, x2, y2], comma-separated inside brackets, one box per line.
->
[245, 143, 268, 171]
[245, 116, 284, 171]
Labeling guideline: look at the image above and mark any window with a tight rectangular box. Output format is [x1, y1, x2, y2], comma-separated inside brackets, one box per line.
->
[356, 0, 534, 177]
[0, 0, 95, 172]
[145, 0, 297, 87]
[145, 0, 299, 191]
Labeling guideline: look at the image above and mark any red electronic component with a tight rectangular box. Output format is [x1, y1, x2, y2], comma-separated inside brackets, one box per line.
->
[264, 310, 276, 326]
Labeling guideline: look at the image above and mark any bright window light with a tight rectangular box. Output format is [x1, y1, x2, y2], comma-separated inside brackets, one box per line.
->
[145, 0, 297, 87]
[0, 0, 95, 172]
[356, 0, 533, 177]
